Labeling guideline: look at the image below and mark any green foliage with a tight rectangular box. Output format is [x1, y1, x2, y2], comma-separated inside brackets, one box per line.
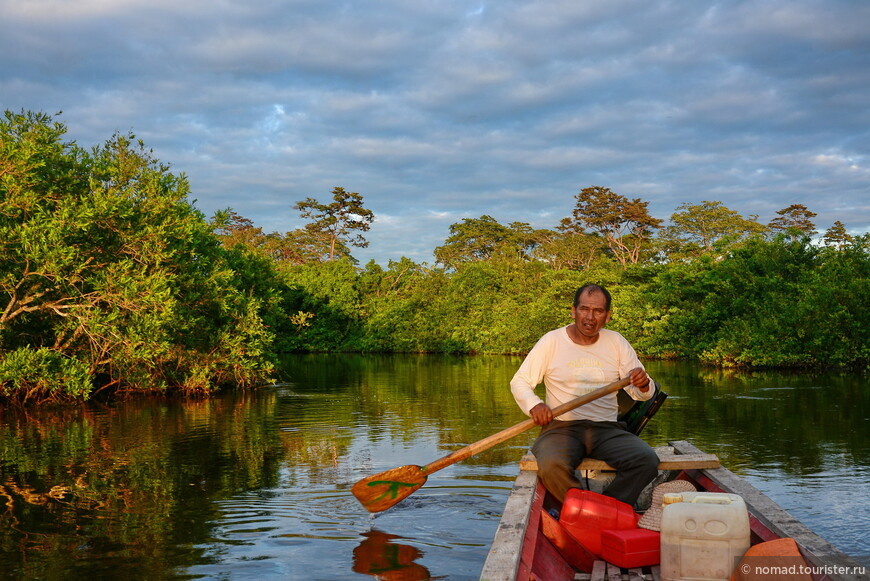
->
[359, 257, 599, 354]
[292, 186, 374, 262]
[0, 347, 92, 401]
[562, 186, 662, 266]
[356, 258, 451, 352]
[247, 217, 867, 370]
[659, 200, 766, 259]
[823, 220, 853, 250]
[532, 229, 605, 270]
[643, 236, 869, 369]
[278, 259, 363, 351]
[1, 110, 276, 401]
[3, 109, 866, 405]
[433, 215, 545, 269]
[808, 239, 870, 367]
[768, 204, 817, 240]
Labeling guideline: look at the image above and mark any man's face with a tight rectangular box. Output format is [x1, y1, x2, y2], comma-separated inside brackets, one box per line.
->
[570, 290, 611, 340]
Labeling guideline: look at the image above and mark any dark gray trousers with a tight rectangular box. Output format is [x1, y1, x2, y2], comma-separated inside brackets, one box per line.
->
[531, 419, 659, 506]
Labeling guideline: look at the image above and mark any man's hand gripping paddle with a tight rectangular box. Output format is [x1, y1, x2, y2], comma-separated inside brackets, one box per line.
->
[351, 377, 631, 513]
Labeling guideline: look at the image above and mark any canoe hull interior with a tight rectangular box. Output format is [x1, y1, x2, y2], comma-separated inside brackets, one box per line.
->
[479, 440, 867, 581]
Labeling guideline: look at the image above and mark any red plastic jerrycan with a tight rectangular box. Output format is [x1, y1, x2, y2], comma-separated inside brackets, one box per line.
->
[559, 489, 640, 557]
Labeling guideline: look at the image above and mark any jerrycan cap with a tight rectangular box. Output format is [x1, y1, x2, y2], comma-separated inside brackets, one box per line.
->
[662, 493, 683, 505]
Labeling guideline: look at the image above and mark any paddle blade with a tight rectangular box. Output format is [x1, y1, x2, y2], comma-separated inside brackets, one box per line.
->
[352, 465, 429, 513]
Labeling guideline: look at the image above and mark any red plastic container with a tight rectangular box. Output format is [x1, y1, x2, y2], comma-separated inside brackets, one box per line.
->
[600, 528, 661, 568]
[559, 489, 640, 557]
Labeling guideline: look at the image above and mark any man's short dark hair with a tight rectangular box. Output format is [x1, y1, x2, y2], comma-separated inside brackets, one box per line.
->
[573, 284, 612, 311]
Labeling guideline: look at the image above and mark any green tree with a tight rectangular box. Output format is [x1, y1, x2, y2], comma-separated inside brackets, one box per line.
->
[530, 230, 604, 271]
[212, 210, 307, 264]
[280, 259, 363, 351]
[822, 220, 853, 250]
[562, 186, 662, 267]
[768, 204, 817, 240]
[293, 187, 374, 262]
[641, 234, 870, 368]
[356, 258, 445, 352]
[282, 226, 340, 263]
[434, 215, 543, 269]
[0, 110, 275, 401]
[805, 237, 870, 367]
[213, 210, 266, 249]
[659, 200, 766, 259]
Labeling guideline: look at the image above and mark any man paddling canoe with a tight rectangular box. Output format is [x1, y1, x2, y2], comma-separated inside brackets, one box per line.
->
[510, 284, 659, 507]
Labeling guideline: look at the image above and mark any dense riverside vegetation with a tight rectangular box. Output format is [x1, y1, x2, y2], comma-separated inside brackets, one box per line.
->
[1, 111, 278, 402]
[2, 110, 868, 402]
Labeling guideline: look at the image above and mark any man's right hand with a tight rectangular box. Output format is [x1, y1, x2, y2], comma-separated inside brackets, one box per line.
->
[530, 403, 553, 425]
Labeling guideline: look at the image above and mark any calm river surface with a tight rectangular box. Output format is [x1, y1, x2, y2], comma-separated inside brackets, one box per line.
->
[1, 354, 868, 580]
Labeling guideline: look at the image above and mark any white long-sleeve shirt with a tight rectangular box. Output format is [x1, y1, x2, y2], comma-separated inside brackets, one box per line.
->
[510, 327, 653, 422]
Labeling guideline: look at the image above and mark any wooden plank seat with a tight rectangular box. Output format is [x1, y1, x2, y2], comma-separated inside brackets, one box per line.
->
[519, 446, 720, 473]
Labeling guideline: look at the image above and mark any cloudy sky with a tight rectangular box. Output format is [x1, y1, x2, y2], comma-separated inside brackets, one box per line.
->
[3, 0, 869, 264]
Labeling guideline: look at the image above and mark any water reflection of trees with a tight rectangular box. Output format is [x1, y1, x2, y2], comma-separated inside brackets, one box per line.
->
[0, 392, 286, 578]
[282, 353, 538, 469]
[286, 354, 869, 473]
[646, 361, 870, 470]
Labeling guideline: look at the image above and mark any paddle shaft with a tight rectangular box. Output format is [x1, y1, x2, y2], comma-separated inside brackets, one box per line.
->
[420, 377, 631, 475]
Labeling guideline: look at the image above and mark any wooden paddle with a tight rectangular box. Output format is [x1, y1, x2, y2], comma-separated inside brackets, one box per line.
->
[351, 377, 632, 512]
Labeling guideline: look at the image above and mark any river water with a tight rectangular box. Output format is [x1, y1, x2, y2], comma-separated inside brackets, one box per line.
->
[1, 354, 868, 580]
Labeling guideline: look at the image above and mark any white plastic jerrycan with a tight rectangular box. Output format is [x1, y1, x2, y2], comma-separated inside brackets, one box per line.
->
[660, 491, 751, 581]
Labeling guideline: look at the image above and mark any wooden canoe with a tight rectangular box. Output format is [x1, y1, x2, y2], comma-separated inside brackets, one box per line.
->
[480, 440, 868, 581]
